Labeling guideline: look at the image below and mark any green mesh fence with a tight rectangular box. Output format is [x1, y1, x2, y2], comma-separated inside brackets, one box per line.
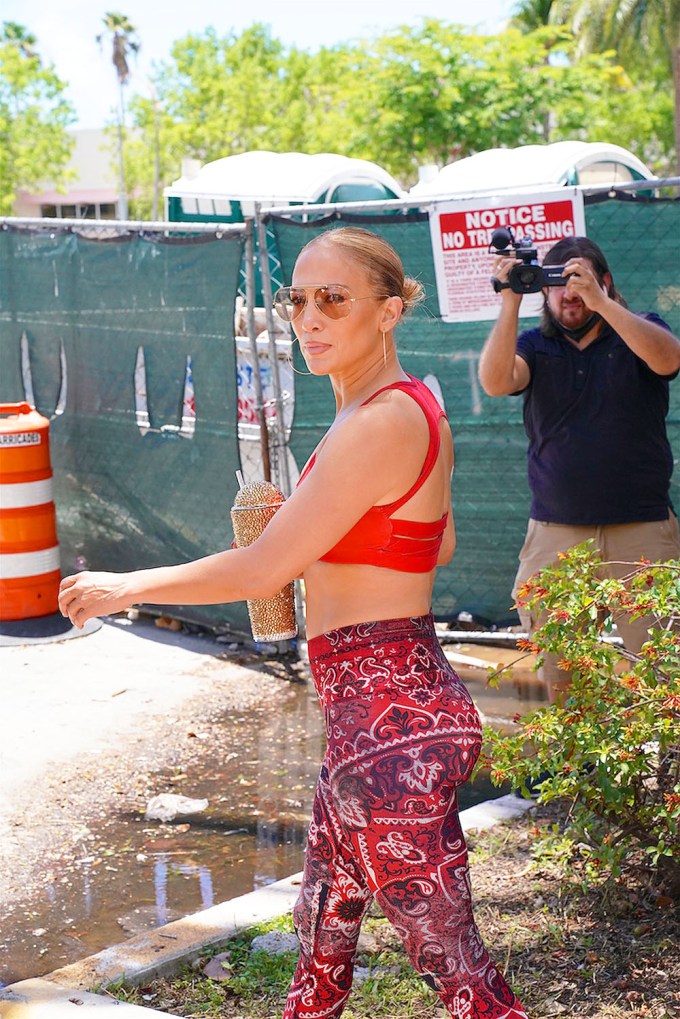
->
[0, 223, 249, 632]
[2, 196, 678, 634]
[268, 194, 680, 625]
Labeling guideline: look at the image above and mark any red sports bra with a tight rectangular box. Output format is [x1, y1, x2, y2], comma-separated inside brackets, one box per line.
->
[297, 374, 448, 573]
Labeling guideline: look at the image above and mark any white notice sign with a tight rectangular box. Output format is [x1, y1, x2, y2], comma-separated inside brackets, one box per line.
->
[428, 190, 586, 322]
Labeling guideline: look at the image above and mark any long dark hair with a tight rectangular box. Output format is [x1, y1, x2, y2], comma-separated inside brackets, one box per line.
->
[540, 236, 627, 335]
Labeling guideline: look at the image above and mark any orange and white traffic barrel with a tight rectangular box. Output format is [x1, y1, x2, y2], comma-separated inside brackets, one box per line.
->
[0, 402, 61, 620]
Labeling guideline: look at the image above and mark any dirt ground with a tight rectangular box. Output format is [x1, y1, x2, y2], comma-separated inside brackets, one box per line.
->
[0, 613, 304, 936]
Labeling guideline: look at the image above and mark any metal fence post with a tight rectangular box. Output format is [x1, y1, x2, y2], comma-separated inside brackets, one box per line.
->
[243, 218, 272, 482]
[254, 203, 292, 497]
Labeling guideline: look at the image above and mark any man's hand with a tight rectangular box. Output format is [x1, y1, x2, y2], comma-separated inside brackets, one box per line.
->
[561, 257, 609, 312]
[490, 255, 522, 295]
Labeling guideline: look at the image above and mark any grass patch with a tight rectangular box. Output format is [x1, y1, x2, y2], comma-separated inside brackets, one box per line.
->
[114, 804, 680, 1019]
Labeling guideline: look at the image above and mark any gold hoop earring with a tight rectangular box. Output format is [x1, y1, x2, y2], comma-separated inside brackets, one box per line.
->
[382, 331, 387, 368]
[288, 360, 313, 377]
[286, 338, 313, 376]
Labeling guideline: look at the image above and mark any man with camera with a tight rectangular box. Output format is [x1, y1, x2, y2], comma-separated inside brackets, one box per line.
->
[478, 234, 680, 703]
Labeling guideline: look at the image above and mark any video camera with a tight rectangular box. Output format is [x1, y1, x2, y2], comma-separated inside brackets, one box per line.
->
[489, 226, 568, 294]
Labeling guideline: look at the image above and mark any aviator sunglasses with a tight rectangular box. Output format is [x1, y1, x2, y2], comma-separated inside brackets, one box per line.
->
[273, 284, 389, 322]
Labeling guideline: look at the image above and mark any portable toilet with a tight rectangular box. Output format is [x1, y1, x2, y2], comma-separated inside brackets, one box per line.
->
[165, 150, 405, 223]
[409, 141, 657, 198]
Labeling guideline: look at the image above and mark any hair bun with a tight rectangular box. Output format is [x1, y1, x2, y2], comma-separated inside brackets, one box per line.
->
[402, 277, 425, 314]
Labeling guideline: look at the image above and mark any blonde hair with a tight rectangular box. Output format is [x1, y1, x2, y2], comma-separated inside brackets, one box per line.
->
[299, 227, 424, 316]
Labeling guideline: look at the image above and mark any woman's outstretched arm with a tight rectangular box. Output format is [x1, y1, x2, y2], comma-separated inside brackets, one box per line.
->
[59, 390, 434, 628]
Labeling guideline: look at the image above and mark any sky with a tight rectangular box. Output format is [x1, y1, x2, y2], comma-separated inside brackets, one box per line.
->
[3, 0, 516, 129]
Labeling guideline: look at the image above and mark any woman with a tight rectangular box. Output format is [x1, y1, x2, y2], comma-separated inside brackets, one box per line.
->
[59, 227, 528, 1019]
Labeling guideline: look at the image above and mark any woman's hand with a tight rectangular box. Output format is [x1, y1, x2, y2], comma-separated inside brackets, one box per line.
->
[58, 571, 134, 629]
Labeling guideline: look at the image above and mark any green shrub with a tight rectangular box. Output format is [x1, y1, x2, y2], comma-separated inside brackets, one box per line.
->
[479, 542, 680, 889]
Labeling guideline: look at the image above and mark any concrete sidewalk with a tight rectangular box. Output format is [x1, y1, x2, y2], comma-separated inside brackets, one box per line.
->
[0, 613, 277, 828]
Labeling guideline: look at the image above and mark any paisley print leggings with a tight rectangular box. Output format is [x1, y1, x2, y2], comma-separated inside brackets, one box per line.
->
[283, 613, 528, 1019]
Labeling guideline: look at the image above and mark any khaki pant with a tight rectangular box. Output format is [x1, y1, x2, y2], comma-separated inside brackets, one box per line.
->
[513, 514, 680, 702]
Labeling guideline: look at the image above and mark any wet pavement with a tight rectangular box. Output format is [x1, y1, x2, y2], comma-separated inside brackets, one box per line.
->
[0, 620, 544, 986]
[0, 683, 323, 982]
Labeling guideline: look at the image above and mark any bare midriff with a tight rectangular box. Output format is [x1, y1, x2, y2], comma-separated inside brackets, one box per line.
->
[302, 559, 436, 639]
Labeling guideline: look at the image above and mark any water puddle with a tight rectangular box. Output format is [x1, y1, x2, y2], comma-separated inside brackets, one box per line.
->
[0, 643, 544, 985]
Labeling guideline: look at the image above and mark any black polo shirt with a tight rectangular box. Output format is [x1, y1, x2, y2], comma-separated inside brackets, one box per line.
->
[514, 313, 676, 525]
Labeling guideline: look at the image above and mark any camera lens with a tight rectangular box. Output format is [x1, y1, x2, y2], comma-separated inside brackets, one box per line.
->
[508, 264, 543, 293]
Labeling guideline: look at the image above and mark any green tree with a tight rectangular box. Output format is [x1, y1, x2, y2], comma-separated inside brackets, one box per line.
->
[157, 24, 289, 162]
[122, 19, 674, 209]
[510, 0, 562, 138]
[124, 24, 359, 216]
[546, 0, 679, 173]
[97, 12, 141, 219]
[0, 21, 75, 215]
[274, 43, 372, 156]
[506, 0, 675, 173]
[123, 91, 179, 220]
[511, 0, 558, 29]
[348, 22, 650, 183]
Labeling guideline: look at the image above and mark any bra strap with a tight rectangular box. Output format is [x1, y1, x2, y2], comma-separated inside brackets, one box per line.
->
[361, 375, 444, 513]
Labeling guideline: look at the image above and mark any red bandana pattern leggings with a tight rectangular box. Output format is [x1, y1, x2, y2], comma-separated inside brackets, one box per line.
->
[283, 613, 527, 1019]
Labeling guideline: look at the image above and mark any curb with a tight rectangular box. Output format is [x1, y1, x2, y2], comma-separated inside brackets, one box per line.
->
[0, 981, 166, 1019]
[0, 794, 533, 1017]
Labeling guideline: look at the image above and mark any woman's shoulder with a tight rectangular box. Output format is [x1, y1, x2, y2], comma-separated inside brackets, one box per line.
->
[362, 375, 446, 430]
[358, 379, 433, 425]
[318, 385, 428, 467]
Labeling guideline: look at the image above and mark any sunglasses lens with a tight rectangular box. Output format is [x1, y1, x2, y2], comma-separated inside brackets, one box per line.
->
[273, 288, 303, 321]
[315, 285, 352, 319]
[273, 285, 355, 321]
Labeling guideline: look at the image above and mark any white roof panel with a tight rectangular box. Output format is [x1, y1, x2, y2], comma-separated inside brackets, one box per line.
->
[410, 142, 655, 196]
[165, 150, 405, 202]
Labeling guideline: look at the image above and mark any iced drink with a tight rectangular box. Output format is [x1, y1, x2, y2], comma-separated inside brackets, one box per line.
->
[231, 480, 297, 642]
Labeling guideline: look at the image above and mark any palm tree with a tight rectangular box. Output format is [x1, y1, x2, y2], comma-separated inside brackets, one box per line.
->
[550, 0, 680, 174]
[1, 21, 38, 58]
[510, 1, 569, 139]
[510, 0, 559, 30]
[97, 12, 140, 220]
